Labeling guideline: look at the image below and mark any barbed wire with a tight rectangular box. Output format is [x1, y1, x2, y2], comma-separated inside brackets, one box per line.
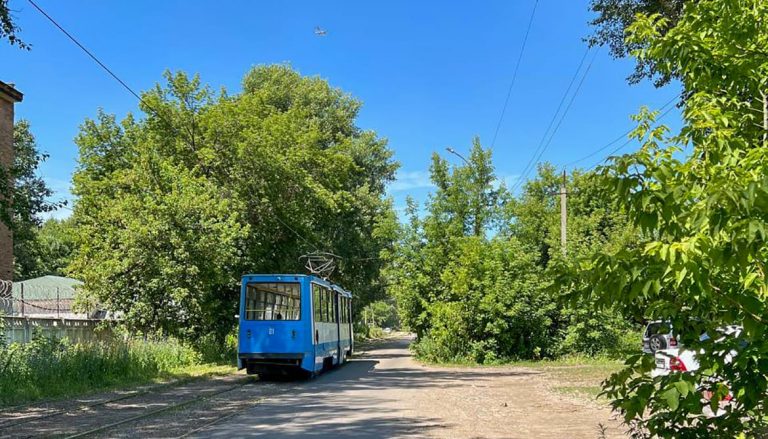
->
[0, 280, 81, 316]
[0, 296, 76, 314]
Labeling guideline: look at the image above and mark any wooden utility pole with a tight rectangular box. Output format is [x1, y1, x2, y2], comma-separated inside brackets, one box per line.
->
[559, 170, 567, 256]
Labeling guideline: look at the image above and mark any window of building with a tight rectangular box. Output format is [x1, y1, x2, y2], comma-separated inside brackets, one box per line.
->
[244, 283, 301, 320]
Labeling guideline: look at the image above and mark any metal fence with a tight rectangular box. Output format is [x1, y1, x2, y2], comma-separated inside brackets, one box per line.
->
[0, 280, 112, 344]
[2, 316, 110, 344]
[0, 279, 97, 319]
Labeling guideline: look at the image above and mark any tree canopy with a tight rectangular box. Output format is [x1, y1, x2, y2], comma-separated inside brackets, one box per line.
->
[0, 0, 27, 49]
[1, 121, 65, 280]
[70, 65, 397, 340]
[588, 0, 684, 85]
[562, 0, 768, 436]
[383, 140, 638, 363]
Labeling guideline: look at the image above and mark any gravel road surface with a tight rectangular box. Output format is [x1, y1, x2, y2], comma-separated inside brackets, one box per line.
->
[197, 336, 624, 438]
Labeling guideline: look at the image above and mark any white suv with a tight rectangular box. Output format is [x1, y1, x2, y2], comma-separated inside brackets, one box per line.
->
[642, 321, 678, 354]
[652, 326, 742, 416]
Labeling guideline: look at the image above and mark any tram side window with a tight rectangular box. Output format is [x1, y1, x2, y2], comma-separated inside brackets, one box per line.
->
[345, 297, 350, 323]
[313, 284, 335, 323]
[312, 284, 322, 322]
[324, 290, 331, 322]
[245, 283, 301, 320]
[332, 292, 339, 323]
[347, 298, 353, 323]
[325, 289, 330, 322]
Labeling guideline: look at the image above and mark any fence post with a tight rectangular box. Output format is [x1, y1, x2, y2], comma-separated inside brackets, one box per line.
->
[57, 286, 60, 318]
[20, 283, 24, 317]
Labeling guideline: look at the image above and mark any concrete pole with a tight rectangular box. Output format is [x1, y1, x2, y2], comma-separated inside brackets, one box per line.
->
[763, 91, 767, 145]
[560, 170, 567, 256]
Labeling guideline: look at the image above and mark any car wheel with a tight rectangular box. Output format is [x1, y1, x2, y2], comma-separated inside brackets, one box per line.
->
[649, 334, 668, 353]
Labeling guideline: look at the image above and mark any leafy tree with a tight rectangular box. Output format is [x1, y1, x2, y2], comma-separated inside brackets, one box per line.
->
[560, 1, 768, 436]
[360, 300, 398, 329]
[70, 66, 397, 341]
[513, 164, 638, 356]
[31, 218, 76, 277]
[0, 0, 27, 49]
[588, 0, 684, 85]
[2, 121, 64, 280]
[386, 141, 559, 362]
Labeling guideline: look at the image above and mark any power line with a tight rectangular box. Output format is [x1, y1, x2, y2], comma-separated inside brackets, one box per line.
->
[584, 101, 679, 171]
[272, 214, 323, 252]
[28, 0, 331, 258]
[27, 0, 183, 137]
[490, 0, 539, 149]
[27, 0, 143, 102]
[510, 47, 598, 194]
[565, 94, 679, 168]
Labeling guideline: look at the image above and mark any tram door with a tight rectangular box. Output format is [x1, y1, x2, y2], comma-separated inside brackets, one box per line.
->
[334, 291, 341, 364]
[348, 298, 354, 354]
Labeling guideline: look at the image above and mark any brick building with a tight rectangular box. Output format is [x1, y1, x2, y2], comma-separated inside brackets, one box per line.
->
[0, 81, 23, 281]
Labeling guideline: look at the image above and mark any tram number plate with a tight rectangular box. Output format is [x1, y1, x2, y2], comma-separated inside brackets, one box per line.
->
[268, 327, 275, 335]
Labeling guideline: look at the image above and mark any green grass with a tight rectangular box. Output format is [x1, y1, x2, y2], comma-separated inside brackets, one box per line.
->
[416, 353, 624, 368]
[529, 360, 623, 402]
[0, 336, 236, 407]
[418, 353, 624, 402]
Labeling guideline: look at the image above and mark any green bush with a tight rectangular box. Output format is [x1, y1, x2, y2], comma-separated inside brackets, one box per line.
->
[0, 333, 202, 406]
[555, 307, 639, 358]
[407, 237, 557, 364]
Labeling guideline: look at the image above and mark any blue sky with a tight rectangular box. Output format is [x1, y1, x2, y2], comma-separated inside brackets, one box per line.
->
[1, 0, 681, 219]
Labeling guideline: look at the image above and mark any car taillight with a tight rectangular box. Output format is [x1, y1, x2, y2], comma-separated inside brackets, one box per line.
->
[669, 337, 677, 347]
[670, 356, 687, 372]
[703, 390, 733, 402]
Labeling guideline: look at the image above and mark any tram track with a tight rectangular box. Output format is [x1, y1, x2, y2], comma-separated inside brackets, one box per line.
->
[103, 379, 302, 439]
[63, 382, 250, 439]
[0, 373, 235, 431]
[0, 388, 156, 430]
[0, 374, 254, 439]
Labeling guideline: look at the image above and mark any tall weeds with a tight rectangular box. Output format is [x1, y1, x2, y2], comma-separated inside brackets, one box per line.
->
[0, 331, 202, 406]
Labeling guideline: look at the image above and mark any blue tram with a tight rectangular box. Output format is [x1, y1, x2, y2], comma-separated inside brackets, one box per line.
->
[237, 274, 354, 377]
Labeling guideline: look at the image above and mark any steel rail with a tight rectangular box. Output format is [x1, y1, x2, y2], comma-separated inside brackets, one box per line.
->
[63, 382, 249, 439]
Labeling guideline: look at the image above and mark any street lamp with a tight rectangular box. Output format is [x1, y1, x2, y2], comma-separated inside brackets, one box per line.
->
[445, 147, 469, 165]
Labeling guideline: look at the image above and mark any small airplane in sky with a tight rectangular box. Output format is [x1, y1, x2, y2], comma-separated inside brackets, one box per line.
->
[314, 26, 327, 37]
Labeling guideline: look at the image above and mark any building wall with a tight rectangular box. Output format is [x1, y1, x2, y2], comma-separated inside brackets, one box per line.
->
[0, 85, 20, 281]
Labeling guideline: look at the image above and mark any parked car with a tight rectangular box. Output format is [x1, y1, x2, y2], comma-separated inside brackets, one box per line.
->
[652, 325, 742, 377]
[643, 320, 678, 354]
[652, 325, 743, 417]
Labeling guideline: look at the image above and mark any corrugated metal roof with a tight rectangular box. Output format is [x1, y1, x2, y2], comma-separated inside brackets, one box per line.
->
[11, 276, 83, 300]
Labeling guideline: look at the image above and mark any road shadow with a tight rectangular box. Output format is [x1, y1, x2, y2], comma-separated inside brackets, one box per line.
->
[201, 360, 444, 438]
[199, 339, 541, 438]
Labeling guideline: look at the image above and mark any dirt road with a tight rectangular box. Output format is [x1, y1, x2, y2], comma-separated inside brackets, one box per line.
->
[0, 336, 624, 438]
[200, 336, 624, 438]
